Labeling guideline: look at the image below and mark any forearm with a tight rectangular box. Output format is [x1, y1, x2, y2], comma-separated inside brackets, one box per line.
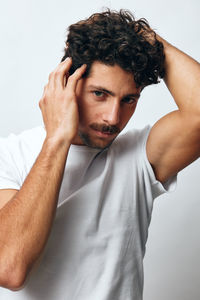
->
[0, 137, 70, 289]
[157, 34, 200, 113]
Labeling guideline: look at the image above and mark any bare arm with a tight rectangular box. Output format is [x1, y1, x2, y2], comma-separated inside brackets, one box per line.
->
[0, 138, 70, 290]
[0, 58, 86, 290]
[146, 35, 200, 183]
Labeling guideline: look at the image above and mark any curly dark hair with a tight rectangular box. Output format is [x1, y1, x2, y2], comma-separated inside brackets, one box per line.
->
[61, 9, 165, 88]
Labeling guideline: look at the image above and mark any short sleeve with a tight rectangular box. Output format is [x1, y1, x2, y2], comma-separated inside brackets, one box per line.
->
[141, 125, 177, 200]
[0, 126, 46, 191]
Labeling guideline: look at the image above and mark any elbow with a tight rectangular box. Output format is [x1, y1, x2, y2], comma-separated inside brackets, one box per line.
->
[0, 265, 27, 291]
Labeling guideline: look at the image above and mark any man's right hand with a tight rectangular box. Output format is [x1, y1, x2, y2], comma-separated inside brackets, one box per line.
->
[39, 57, 87, 144]
[0, 59, 87, 289]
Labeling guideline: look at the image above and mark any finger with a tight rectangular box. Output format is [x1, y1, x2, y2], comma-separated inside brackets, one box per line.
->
[63, 72, 69, 87]
[66, 64, 87, 93]
[48, 57, 73, 89]
[56, 57, 73, 88]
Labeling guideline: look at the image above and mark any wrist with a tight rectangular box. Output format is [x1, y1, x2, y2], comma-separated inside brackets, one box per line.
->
[44, 135, 71, 153]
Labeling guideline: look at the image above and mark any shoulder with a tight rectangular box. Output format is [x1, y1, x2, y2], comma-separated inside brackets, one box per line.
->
[0, 125, 45, 144]
[0, 125, 46, 164]
[17, 125, 46, 145]
[111, 125, 151, 152]
[0, 125, 46, 189]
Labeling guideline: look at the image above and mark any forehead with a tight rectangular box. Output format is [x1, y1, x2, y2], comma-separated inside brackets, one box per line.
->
[85, 61, 140, 95]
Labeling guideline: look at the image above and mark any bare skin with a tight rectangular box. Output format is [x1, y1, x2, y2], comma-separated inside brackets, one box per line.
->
[73, 61, 141, 149]
[146, 36, 200, 182]
[0, 32, 200, 291]
[0, 58, 87, 290]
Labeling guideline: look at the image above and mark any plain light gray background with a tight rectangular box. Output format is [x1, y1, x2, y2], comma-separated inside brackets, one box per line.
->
[0, 0, 199, 299]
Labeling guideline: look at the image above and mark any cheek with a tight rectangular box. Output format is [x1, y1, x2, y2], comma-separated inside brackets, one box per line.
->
[77, 97, 99, 124]
[121, 106, 136, 122]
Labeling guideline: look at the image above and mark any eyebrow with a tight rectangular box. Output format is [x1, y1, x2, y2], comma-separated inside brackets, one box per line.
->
[87, 85, 141, 98]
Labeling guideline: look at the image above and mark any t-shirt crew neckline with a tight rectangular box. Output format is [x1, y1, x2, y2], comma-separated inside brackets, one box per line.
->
[70, 143, 103, 153]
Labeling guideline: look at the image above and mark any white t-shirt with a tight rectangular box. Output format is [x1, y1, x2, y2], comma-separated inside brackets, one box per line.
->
[0, 125, 176, 300]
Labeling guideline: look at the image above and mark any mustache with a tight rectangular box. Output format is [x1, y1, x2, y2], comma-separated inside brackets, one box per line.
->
[90, 123, 120, 134]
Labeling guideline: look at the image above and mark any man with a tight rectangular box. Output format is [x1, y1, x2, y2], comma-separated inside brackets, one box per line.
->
[0, 9, 199, 300]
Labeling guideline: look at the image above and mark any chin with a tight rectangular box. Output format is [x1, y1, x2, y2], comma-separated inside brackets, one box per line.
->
[78, 131, 116, 150]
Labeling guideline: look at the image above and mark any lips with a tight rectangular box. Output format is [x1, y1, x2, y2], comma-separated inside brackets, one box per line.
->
[90, 123, 120, 136]
[92, 129, 115, 138]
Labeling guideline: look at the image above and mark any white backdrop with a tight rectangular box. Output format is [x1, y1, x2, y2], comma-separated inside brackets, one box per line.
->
[0, 0, 199, 299]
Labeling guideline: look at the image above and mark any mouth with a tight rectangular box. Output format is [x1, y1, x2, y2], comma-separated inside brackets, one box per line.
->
[92, 128, 116, 138]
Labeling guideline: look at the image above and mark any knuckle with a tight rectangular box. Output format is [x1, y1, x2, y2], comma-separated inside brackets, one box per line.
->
[40, 93, 48, 103]
[43, 95, 48, 104]
[73, 69, 82, 78]
[67, 75, 74, 83]
[54, 69, 60, 77]
[38, 99, 43, 108]
[69, 72, 78, 81]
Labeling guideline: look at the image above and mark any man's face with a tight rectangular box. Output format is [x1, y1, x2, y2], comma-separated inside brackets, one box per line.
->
[73, 61, 141, 149]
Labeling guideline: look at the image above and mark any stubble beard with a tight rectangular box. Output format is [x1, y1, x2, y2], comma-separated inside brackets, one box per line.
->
[78, 130, 116, 150]
[77, 123, 121, 150]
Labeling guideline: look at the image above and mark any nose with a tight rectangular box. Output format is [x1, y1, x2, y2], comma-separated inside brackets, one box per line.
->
[102, 100, 120, 125]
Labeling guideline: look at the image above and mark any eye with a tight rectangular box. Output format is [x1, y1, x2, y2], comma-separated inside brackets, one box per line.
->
[93, 90, 104, 97]
[121, 97, 136, 104]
